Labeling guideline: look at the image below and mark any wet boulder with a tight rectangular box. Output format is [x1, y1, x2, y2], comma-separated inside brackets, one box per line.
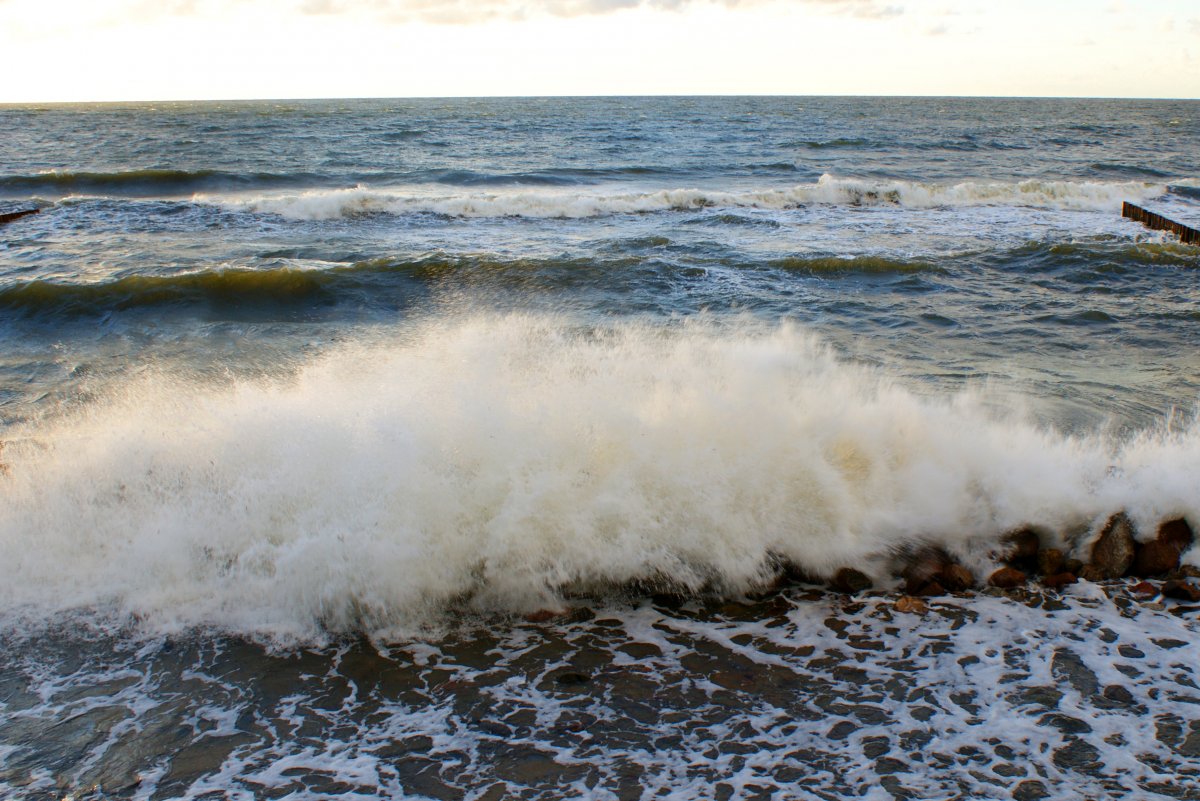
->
[1041, 573, 1077, 590]
[938, 563, 975, 593]
[1129, 581, 1159, 600]
[1162, 580, 1200, 603]
[1083, 513, 1136, 580]
[1131, 518, 1194, 578]
[988, 567, 1027, 589]
[899, 547, 973, 595]
[894, 595, 928, 614]
[1037, 548, 1065, 577]
[829, 567, 873, 594]
[1000, 527, 1041, 569]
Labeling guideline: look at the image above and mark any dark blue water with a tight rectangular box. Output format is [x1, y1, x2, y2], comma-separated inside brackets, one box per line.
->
[2, 97, 1200, 801]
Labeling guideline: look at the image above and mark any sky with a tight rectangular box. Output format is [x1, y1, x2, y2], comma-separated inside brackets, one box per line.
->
[0, 0, 1197, 102]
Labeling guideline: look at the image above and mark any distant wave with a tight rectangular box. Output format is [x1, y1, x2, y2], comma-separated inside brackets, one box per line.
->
[800, 138, 872, 149]
[0, 315, 1196, 639]
[5, 240, 1193, 324]
[768, 255, 938, 274]
[0, 256, 635, 319]
[0, 169, 330, 197]
[213, 175, 1169, 220]
[0, 166, 689, 197]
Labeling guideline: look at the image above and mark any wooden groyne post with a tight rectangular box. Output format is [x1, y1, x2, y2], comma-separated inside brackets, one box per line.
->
[0, 208, 39, 226]
[1122, 202, 1199, 245]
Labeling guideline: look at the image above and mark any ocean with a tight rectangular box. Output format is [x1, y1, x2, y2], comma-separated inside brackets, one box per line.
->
[1, 96, 1199, 799]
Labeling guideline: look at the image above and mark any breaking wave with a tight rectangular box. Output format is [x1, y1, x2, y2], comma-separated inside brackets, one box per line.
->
[0, 315, 1196, 641]
[215, 175, 1169, 220]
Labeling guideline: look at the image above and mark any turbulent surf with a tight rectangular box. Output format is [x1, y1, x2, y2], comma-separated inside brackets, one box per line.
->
[1, 96, 1198, 800]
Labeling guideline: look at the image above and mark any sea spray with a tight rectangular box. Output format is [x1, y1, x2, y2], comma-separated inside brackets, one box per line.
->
[1, 314, 1196, 641]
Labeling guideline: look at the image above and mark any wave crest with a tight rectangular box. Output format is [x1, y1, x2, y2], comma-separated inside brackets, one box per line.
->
[216, 175, 1168, 220]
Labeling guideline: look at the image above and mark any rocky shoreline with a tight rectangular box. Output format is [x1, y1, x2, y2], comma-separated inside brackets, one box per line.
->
[818, 514, 1198, 617]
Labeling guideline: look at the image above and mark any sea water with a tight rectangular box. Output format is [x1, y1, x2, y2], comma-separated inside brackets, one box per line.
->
[1, 97, 1199, 799]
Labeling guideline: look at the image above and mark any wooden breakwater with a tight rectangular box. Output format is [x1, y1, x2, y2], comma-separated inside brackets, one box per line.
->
[1122, 202, 1199, 245]
[0, 208, 39, 226]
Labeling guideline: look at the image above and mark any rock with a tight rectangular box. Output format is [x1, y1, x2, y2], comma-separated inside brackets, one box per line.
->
[782, 562, 823, 585]
[899, 547, 973, 595]
[1078, 564, 1105, 582]
[1161, 580, 1200, 603]
[900, 546, 950, 594]
[914, 580, 946, 597]
[1132, 541, 1180, 578]
[1012, 780, 1050, 801]
[1064, 558, 1084, 575]
[1129, 581, 1159, 600]
[1132, 518, 1195, 578]
[988, 567, 1027, 589]
[553, 671, 590, 686]
[1087, 513, 1136, 579]
[1001, 528, 1040, 567]
[1178, 565, 1200, 579]
[894, 596, 928, 614]
[524, 608, 568, 622]
[829, 567, 873, 594]
[1102, 684, 1134, 705]
[1036, 548, 1065, 576]
[1159, 518, 1195, 552]
[938, 563, 975, 592]
[1042, 572, 1077, 590]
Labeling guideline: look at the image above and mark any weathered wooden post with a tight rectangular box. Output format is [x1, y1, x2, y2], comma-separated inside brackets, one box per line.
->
[0, 208, 40, 225]
[1123, 202, 1199, 245]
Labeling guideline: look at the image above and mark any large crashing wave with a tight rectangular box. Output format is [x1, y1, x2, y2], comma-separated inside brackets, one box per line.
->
[0, 315, 1196, 640]
[208, 175, 1177, 220]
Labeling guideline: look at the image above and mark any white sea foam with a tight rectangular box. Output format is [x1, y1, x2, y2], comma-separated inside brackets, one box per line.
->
[0, 315, 1196, 639]
[205, 175, 1169, 220]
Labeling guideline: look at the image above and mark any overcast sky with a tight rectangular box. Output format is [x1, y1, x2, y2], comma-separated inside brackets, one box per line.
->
[1, 0, 1197, 101]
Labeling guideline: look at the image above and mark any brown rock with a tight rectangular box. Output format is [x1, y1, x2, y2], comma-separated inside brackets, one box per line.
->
[1064, 558, 1084, 575]
[1159, 518, 1195, 552]
[1041, 572, 1077, 590]
[988, 567, 1027, 589]
[900, 546, 950, 594]
[1179, 565, 1200, 579]
[1131, 518, 1195, 578]
[915, 580, 947, 597]
[938, 563, 975, 592]
[524, 608, 568, 622]
[894, 595, 929, 614]
[1132, 541, 1181, 578]
[1079, 564, 1106, 582]
[1088, 513, 1136, 579]
[782, 562, 823, 585]
[1001, 528, 1041, 566]
[1036, 548, 1065, 577]
[1129, 581, 1159, 600]
[829, 567, 873, 594]
[1162, 580, 1200, 603]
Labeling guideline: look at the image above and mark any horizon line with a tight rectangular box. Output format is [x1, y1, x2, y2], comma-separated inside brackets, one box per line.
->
[2, 92, 1199, 106]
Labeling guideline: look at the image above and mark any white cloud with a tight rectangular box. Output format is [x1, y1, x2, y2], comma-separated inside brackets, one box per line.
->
[295, 0, 904, 24]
